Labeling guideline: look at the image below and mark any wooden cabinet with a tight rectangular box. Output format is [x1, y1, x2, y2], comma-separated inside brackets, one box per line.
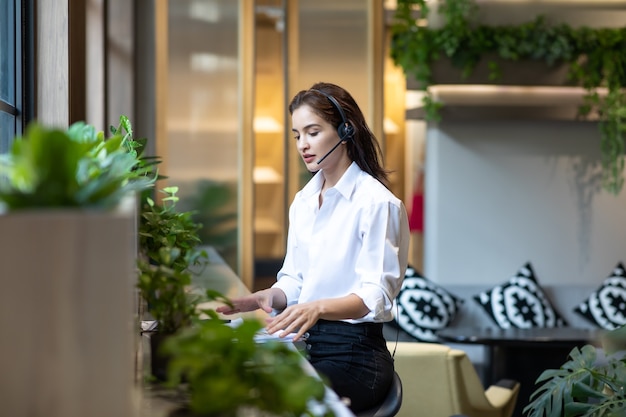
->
[253, 165, 285, 258]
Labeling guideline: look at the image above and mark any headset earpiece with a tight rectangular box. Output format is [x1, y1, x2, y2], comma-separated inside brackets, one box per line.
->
[338, 123, 355, 141]
[312, 89, 355, 141]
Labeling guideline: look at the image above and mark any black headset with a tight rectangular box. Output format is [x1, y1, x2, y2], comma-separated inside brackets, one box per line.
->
[312, 89, 355, 141]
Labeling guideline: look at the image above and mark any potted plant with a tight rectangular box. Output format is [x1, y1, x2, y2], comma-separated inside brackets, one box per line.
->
[0, 116, 155, 209]
[0, 116, 156, 417]
[136, 186, 210, 380]
[159, 312, 336, 417]
[184, 179, 238, 269]
[524, 326, 626, 417]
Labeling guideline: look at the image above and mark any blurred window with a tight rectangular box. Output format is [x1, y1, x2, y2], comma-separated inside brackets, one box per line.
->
[1, 0, 31, 153]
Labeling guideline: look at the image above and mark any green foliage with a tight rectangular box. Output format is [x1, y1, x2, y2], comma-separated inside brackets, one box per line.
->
[0, 115, 156, 210]
[162, 315, 335, 417]
[137, 186, 209, 334]
[582, 88, 626, 195]
[109, 114, 163, 182]
[390, 0, 626, 194]
[524, 344, 626, 417]
[184, 179, 238, 254]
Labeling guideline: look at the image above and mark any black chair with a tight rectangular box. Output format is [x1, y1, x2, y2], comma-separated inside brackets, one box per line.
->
[356, 371, 403, 417]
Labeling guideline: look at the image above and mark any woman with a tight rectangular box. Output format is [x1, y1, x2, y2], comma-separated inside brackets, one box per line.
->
[216, 82, 409, 412]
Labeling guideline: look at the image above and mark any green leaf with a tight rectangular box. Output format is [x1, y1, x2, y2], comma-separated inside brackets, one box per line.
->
[525, 344, 626, 417]
[160, 318, 335, 416]
[0, 116, 157, 210]
[391, 0, 626, 194]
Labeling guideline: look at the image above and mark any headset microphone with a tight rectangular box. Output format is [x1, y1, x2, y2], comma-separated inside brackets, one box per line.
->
[312, 89, 355, 165]
[316, 138, 344, 164]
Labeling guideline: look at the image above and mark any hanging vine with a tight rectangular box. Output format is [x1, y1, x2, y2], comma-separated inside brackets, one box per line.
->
[390, 0, 626, 194]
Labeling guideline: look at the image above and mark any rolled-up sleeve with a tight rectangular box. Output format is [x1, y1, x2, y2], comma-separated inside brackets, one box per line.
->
[353, 200, 409, 321]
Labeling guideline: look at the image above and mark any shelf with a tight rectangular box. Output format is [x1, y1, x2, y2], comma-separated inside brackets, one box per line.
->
[428, 85, 606, 107]
[254, 116, 282, 133]
[406, 85, 606, 121]
[253, 166, 283, 184]
[426, 1, 626, 29]
[254, 217, 282, 234]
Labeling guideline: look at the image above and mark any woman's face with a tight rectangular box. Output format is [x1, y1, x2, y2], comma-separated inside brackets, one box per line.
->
[291, 104, 345, 172]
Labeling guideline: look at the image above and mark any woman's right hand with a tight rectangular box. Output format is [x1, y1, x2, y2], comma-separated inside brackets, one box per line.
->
[215, 288, 285, 315]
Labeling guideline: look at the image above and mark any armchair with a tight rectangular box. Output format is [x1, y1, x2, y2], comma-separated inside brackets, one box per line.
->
[388, 342, 519, 417]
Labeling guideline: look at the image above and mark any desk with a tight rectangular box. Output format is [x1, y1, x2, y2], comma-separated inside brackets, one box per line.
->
[139, 247, 355, 417]
[439, 327, 604, 417]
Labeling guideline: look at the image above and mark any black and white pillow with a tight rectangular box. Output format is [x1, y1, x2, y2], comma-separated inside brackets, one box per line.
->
[473, 262, 567, 329]
[574, 262, 626, 330]
[393, 266, 463, 342]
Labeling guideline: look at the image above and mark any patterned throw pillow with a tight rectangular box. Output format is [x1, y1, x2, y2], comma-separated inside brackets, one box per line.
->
[473, 262, 568, 329]
[393, 266, 463, 342]
[574, 262, 626, 330]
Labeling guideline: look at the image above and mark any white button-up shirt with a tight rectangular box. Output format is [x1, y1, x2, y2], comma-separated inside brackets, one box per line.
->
[272, 162, 410, 323]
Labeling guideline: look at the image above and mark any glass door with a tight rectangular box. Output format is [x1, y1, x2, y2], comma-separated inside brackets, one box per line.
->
[165, 0, 247, 275]
[253, 0, 287, 264]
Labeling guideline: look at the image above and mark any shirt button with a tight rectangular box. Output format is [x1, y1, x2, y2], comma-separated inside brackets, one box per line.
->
[306, 344, 312, 350]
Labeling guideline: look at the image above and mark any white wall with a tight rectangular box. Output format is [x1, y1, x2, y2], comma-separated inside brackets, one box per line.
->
[424, 119, 626, 290]
[420, 0, 626, 297]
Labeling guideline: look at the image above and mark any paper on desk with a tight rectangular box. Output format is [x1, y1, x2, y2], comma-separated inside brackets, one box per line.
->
[227, 318, 300, 343]
[141, 320, 158, 332]
[142, 318, 299, 342]
[254, 328, 300, 343]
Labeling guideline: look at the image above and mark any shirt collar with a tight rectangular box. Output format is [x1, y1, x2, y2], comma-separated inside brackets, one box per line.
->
[300, 161, 361, 201]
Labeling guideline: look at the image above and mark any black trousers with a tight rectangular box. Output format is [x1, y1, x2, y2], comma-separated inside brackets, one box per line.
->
[303, 319, 394, 413]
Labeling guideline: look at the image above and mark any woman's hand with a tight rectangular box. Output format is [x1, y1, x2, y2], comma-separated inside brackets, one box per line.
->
[215, 288, 286, 315]
[265, 301, 322, 342]
[265, 294, 370, 341]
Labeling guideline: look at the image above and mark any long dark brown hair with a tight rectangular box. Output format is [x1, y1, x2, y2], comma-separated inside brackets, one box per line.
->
[288, 82, 390, 187]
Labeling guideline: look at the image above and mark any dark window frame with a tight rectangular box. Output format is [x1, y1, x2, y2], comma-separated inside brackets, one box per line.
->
[21, 0, 35, 128]
[1, 0, 34, 151]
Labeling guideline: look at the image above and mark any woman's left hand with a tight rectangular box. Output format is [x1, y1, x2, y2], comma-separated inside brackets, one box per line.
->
[265, 301, 321, 342]
[264, 294, 370, 341]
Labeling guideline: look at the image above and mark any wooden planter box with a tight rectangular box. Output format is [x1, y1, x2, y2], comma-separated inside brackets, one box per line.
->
[0, 200, 138, 417]
[412, 0, 626, 89]
[426, 56, 571, 87]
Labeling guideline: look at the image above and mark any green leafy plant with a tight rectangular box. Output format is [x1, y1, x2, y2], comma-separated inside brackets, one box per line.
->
[180, 179, 238, 269]
[524, 344, 626, 417]
[137, 186, 209, 334]
[0, 116, 157, 210]
[109, 114, 163, 183]
[161, 313, 335, 417]
[390, 0, 626, 194]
